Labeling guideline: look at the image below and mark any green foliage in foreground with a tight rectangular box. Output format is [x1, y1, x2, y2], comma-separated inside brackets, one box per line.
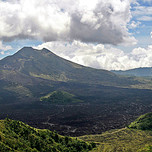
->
[0, 119, 95, 152]
[129, 112, 152, 131]
[40, 90, 83, 104]
[80, 112, 152, 152]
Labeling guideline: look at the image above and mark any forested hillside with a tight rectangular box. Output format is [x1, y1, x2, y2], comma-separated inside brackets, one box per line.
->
[0, 119, 95, 152]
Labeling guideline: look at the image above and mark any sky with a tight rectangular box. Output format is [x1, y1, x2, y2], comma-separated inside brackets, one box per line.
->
[0, 0, 152, 70]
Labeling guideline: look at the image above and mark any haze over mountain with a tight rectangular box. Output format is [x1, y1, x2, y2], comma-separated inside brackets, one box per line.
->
[112, 67, 152, 77]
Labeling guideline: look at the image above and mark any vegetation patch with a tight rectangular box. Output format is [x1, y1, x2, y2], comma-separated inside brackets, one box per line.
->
[129, 112, 152, 130]
[30, 72, 69, 82]
[4, 85, 32, 98]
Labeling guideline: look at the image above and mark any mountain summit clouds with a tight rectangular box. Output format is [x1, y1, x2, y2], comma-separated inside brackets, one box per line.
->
[0, 0, 151, 70]
[0, 0, 136, 45]
[35, 41, 152, 70]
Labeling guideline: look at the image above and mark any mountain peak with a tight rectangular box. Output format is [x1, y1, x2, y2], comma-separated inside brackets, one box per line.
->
[22, 46, 33, 49]
[16, 47, 36, 55]
[20, 46, 35, 52]
[19, 47, 53, 55]
[14, 47, 54, 58]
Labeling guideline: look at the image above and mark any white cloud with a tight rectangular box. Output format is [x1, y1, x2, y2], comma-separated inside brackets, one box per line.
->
[128, 21, 141, 29]
[0, 0, 136, 45]
[132, 6, 152, 21]
[133, 6, 152, 16]
[0, 41, 12, 51]
[0, 0, 70, 42]
[138, 16, 152, 21]
[34, 41, 152, 70]
[143, 0, 152, 3]
[0, 41, 12, 55]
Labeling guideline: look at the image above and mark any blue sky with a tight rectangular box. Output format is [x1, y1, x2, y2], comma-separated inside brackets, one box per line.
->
[0, 0, 151, 70]
[128, 0, 152, 47]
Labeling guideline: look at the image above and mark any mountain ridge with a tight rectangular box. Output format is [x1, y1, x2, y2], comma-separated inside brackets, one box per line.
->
[0, 47, 138, 86]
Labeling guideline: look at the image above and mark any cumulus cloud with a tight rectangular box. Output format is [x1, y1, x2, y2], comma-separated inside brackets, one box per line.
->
[0, 0, 136, 45]
[128, 21, 141, 29]
[34, 41, 152, 70]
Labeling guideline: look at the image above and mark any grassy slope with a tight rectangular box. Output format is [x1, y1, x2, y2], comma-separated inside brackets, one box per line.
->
[80, 112, 152, 152]
[80, 128, 152, 152]
[0, 119, 95, 152]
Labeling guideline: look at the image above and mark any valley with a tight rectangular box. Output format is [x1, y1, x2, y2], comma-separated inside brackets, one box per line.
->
[0, 100, 151, 137]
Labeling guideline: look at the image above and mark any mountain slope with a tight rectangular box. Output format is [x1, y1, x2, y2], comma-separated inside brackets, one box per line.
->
[112, 67, 152, 77]
[0, 47, 138, 86]
[0, 118, 95, 152]
[0, 46, 143, 104]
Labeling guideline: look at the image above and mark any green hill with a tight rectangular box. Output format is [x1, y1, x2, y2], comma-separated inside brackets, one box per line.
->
[79, 112, 152, 152]
[0, 119, 95, 152]
[40, 90, 83, 104]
